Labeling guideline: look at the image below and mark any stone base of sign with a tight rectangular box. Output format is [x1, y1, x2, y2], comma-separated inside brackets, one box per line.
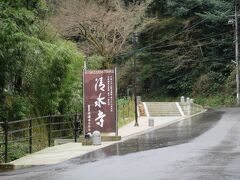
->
[54, 135, 122, 146]
[79, 135, 121, 142]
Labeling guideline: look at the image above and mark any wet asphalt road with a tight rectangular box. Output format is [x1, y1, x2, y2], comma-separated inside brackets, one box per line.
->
[1, 108, 240, 180]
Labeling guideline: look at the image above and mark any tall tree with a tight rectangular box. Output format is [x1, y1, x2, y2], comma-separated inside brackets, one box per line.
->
[50, 0, 152, 67]
[132, 0, 235, 96]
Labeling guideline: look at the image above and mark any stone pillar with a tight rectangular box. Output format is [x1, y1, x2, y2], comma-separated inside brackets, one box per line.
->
[186, 97, 191, 115]
[137, 96, 141, 104]
[180, 96, 185, 103]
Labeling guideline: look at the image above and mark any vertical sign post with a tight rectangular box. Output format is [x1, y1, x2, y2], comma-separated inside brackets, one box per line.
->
[83, 69, 117, 135]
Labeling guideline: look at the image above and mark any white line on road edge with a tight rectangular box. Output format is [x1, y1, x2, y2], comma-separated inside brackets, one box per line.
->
[143, 102, 150, 117]
[137, 105, 140, 117]
[176, 102, 185, 116]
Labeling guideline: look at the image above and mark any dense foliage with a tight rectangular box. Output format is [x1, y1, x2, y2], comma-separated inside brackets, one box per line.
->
[0, 0, 84, 121]
[118, 0, 236, 105]
[1, 0, 238, 124]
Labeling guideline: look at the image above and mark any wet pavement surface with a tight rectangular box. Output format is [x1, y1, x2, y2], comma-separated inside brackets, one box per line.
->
[70, 109, 222, 164]
[1, 108, 240, 180]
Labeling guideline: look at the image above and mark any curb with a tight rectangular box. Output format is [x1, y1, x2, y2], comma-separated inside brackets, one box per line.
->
[0, 163, 14, 171]
[0, 164, 39, 171]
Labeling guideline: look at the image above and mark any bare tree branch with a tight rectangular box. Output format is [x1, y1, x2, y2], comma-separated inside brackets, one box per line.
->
[50, 0, 152, 67]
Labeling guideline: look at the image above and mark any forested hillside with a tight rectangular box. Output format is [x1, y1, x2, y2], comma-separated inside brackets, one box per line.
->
[49, 0, 237, 106]
[0, 0, 238, 122]
[135, 0, 235, 105]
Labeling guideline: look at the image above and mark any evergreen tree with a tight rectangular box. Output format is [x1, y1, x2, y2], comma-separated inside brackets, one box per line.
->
[128, 0, 235, 98]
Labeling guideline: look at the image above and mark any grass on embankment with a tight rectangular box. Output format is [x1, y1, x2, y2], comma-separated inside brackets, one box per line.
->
[142, 92, 237, 108]
[194, 95, 236, 108]
[117, 98, 135, 128]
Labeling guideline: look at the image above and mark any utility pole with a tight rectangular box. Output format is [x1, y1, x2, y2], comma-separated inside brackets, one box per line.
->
[132, 33, 139, 126]
[84, 47, 90, 70]
[235, 3, 240, 106]
[84, 57, 87, 70]
[229, 2, 240, 106]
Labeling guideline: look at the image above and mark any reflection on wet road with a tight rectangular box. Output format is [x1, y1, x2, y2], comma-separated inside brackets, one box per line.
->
[69, 110, 223, 165]
[0, 109, 226, 179]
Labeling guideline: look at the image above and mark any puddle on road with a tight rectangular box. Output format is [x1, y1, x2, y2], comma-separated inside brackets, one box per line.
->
[69, 110, 223, 165]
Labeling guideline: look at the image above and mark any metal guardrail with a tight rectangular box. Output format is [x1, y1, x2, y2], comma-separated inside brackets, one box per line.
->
[0, 114, 81, 163]
[0, 97, 133, 163]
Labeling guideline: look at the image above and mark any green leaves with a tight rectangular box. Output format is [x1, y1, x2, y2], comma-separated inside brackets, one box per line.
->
[0, 1, 84, 118]
[119, 0, 235, 100]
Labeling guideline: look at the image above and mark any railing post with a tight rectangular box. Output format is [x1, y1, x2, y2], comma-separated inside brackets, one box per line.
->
[4, 118, 8, 163]
[29, 117, 32, 154]
[74, 115, 77, 143]
[122, 104, 125, 121]
[74, 114, 80, 143]
[127, 100, 129, 118]
[127, 101, 130, 117]
[48, 115, 52, 147]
